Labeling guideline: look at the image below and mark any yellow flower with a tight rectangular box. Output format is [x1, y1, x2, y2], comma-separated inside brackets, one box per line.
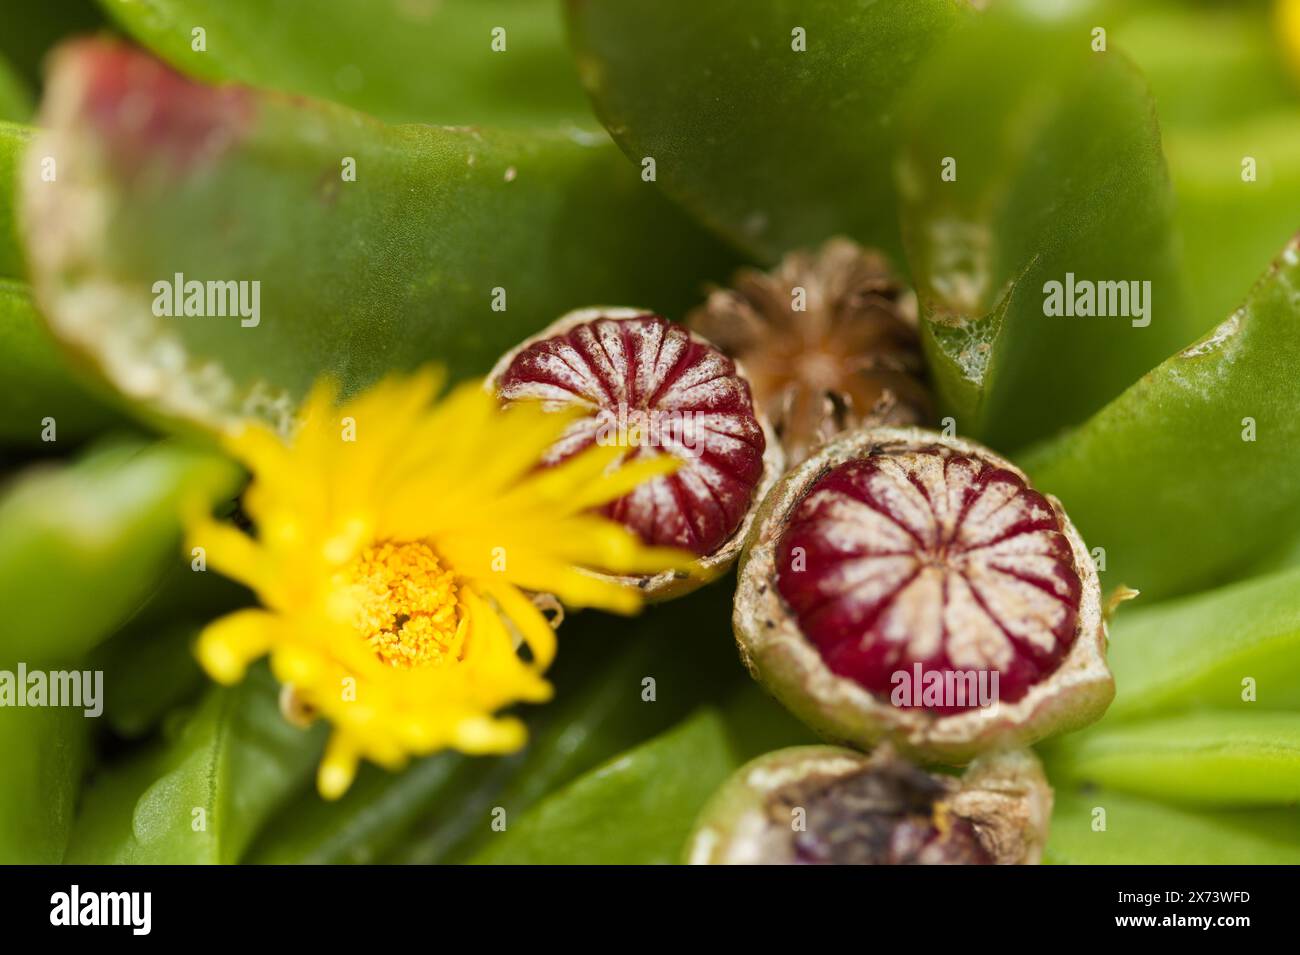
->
[188, 369, 691, 798]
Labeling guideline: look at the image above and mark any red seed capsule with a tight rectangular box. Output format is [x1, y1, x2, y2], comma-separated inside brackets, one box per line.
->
[490, 307, 784, 599]
[733, 427, 1112, 761]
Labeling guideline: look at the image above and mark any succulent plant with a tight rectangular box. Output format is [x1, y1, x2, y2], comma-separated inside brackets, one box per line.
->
[3, 0, 1300, 871]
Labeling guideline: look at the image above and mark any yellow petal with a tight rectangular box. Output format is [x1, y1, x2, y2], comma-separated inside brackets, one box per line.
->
[566, 453, 681, 511]
[482, 580, 559, 670]
[317, 732, 361, 800]
[450, 714, 529, 754]
[195, 609, 278, 684]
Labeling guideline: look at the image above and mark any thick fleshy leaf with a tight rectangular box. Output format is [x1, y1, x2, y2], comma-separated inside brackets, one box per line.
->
[3, 128, 127, 440]
[0, 705, 87, 863]
[1021, 239, 1300, 601]
[0, 129, 119, 441]
[90, 545, 250, 738]
[471, 707, 735, 865]
[101, 0, 592, 127]
[0, 56, 30, 123]
[0, 0, 101, 86]
[1244, 525, 1300, 578]
[1, 279, 131, 444]
[469, 688, 811, 865]
[92, 621, 206, 739]
[1, 120, 30, 279]
[1115, 2, 1300, 391]
[565, 0, 968, 265]
[1165, 117, 1300, 339]
[1116, 0, 1296, 130]
[108, 535, 252, 633]
[1105, 565, 1300, 723]
[248, 751, 467, 865]
[0, 437, 241, 667]
[20, 41, 739, 436]
[898, 1, 1194, 449]
[64, 664, 324, 864]
[36, 501, 244, 740]
[247, 584, 752, 864]
[1046, 785, 1300, 865]
[1044, 711, 1300, 808]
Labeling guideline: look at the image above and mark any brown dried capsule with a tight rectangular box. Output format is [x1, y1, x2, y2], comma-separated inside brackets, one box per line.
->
[685, 745, 1051, 865]
[488, 307, 784, 599]
[687, 238, 930, 465]
[733, 427, 1112, 762]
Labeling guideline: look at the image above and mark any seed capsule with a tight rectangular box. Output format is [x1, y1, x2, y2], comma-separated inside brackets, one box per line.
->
[687, 238, 930, 465]
[489, 307, 784, 599]
[686, 745, 1052, 865]
[733, 427, 1112, 761]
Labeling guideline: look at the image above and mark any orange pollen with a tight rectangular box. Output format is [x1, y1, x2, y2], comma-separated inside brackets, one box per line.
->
[347, 540, 462, 670]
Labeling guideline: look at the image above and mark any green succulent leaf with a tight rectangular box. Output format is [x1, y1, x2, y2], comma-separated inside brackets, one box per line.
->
[0, 704, 87, 863]
[3, 125, 129, 443]
[0, 56, 30, 123]
[1112, 3, 1300, 333]
[1166, 116, 1300, 338]
[470, 707, 736, 865]
[1092, 3, 1300, 506]
[65, 664, 324, 864]
[0, 437, 241, 667]
[0, 0, 102, 85]
[1115, 0, 1296, 131]
[91, 620, 207, 739]
[1046, 784, 1300, 865]
[898, 2, 1195, 449]
[1021, 238, 1300, 601]
[101, 0, 592, 127]
[469, 687, 812, 865]
[19, 40, 738, 437]
[247, 750, 468, 866]
[1105, 565, 1300, 723]
[1, 280, 132, 445]
[566, 0, 968, 265]
[1, 120, 31, 279]
[91, 551, 256, 739]
[1044, 711, 1300, 808]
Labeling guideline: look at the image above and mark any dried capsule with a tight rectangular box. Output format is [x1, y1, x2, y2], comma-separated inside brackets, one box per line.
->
[687, 238, 930, 465]
[686, 745, 1052, 865]
[733, 427, 1112, 761]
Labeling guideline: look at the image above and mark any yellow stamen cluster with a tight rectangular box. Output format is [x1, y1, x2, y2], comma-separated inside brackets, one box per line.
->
[347, 541, 462, 670]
